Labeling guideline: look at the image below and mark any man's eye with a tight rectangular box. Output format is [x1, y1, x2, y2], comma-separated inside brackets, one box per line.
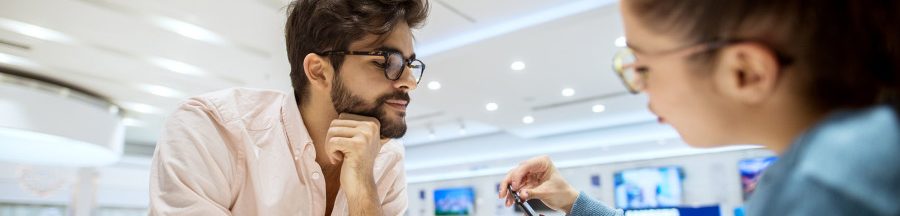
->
[372, 61, 387, 68]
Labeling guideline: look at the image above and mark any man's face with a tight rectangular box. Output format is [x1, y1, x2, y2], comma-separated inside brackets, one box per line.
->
[330, 21, 418, 138]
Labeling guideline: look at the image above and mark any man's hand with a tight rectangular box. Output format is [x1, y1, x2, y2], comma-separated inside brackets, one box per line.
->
[325, 113, 382, 169]
[325, 113, 384, 215]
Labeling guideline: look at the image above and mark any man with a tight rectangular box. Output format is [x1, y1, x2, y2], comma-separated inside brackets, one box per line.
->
[149, 0, 429, 215]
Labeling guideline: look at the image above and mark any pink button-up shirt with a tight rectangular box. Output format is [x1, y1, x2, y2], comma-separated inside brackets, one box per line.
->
[149, 88, 407, 215]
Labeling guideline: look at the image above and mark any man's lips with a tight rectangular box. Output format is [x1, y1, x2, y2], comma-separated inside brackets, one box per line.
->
[385, 99, 408, 106]
[385, 99, 409, 110]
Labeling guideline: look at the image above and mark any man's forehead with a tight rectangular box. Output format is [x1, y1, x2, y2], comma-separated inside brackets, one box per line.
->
[348, 34, 415, 58]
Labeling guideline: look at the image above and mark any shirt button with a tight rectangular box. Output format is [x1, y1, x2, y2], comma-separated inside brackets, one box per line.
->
[311, 172, 321, 180]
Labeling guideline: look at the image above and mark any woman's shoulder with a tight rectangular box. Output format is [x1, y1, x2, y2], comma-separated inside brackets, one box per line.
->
[790, 105, 900, 213]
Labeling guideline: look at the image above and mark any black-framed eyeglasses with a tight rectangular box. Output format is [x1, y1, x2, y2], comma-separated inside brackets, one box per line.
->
[316, 50, 425, 84]
[612, 39, 792, 94]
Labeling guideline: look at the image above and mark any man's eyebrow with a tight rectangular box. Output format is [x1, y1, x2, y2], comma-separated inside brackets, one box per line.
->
[375, 46, 416, 60]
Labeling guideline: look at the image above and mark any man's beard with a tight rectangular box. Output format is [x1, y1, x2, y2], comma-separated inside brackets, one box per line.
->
[331, 76, 409, 138]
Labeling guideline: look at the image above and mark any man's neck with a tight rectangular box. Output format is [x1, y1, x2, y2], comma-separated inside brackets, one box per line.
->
[298, 98, 341, 174]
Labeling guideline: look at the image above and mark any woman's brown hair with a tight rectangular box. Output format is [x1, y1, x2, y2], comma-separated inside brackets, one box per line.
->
[628, 0, 899, 111]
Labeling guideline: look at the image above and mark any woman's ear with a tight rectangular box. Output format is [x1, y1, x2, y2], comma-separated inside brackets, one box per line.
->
[713, 43, 783, 105]
[303, 53, 333, 90]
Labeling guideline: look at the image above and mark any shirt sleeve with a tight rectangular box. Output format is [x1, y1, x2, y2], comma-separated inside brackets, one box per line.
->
[149, 98, 242, 215]
[568, 191, 624, 216]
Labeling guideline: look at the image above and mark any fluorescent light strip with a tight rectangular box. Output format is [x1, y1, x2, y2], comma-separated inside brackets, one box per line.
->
[137, 84, 186, 98]
[416, 0, 617, 58]
[0, 52, 41, 69]
[77, 0, 270, 58]
[146, 57, 207, 77]
[407, 145, 762, 183]
[0, 18, 219, 83]
[118, 102, 162, 114]
[405, 125, 680, 170]
[150, 16, 228, 46]
[0, 18, 75, 44]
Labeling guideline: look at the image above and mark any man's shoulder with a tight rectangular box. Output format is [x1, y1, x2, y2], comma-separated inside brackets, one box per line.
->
[185, 87, 290, 123]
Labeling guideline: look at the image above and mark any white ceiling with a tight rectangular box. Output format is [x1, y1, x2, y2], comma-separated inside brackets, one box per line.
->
[0, 0, 732, 181]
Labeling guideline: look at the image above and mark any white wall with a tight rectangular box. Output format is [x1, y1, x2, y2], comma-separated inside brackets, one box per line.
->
[0, 158, 151, 211]
[407, 148, 774, 216]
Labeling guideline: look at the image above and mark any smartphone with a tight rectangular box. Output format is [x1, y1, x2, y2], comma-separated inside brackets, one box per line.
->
[507, 184, 537, 216]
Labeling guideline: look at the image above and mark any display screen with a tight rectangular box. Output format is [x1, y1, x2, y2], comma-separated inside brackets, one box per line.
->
[434, 187, 475, 216]
[614, 166, 684, 209]
[739, 157, 777, 200]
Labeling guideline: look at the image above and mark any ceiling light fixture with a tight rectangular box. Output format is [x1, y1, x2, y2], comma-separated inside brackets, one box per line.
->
[561, 88, 576, 97]
[510, 61, 526, 71]
[485, 102, 499, 111]
[427, 81, 441, 90]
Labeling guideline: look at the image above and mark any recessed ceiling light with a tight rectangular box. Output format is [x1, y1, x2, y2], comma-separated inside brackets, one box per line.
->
[561, 88, 576, 97]
[485, 102, 499, 111]
[615, 36, 627, 47]
[510, 61, 526, 71]
[522, 115, 535, 124]
[592, 104, 606, 113]
[427, 81, 441, 90]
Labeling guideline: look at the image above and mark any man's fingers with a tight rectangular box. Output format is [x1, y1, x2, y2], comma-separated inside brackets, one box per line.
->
[508, 166, 532, 191]
[331, 119, 378, 138]
[327, 137, 355, 163]
[330, 119, 362, 128]
[519, 187, 546, 200]
[499, 171, 514, 199]
[326, 127, 359, 138]
[338, 113, 381, 128]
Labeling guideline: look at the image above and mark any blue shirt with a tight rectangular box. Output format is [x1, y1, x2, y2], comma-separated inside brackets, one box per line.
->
[569, 105, 900, 216]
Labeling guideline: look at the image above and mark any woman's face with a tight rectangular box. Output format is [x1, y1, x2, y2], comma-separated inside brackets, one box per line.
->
[619, 2, 745, 147]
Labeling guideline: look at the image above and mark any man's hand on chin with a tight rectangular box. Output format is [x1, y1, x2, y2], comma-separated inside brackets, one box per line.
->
[325, 113, 384, 215]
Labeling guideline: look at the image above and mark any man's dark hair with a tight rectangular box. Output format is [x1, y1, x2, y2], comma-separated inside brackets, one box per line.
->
[285, 0, 429, 105]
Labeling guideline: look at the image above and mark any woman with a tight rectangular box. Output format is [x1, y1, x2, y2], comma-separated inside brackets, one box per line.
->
[499, 0, 899, 215]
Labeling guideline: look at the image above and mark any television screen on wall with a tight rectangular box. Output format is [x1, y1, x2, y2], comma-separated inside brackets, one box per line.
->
[738, 156, 777, 200]
[434, 187, 475, 216]
[614, 166, 684, 209]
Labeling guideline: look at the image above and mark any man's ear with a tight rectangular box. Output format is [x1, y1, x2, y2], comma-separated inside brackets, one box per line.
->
[713, 43, 783, 106]
[303, 53, 333, 90]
